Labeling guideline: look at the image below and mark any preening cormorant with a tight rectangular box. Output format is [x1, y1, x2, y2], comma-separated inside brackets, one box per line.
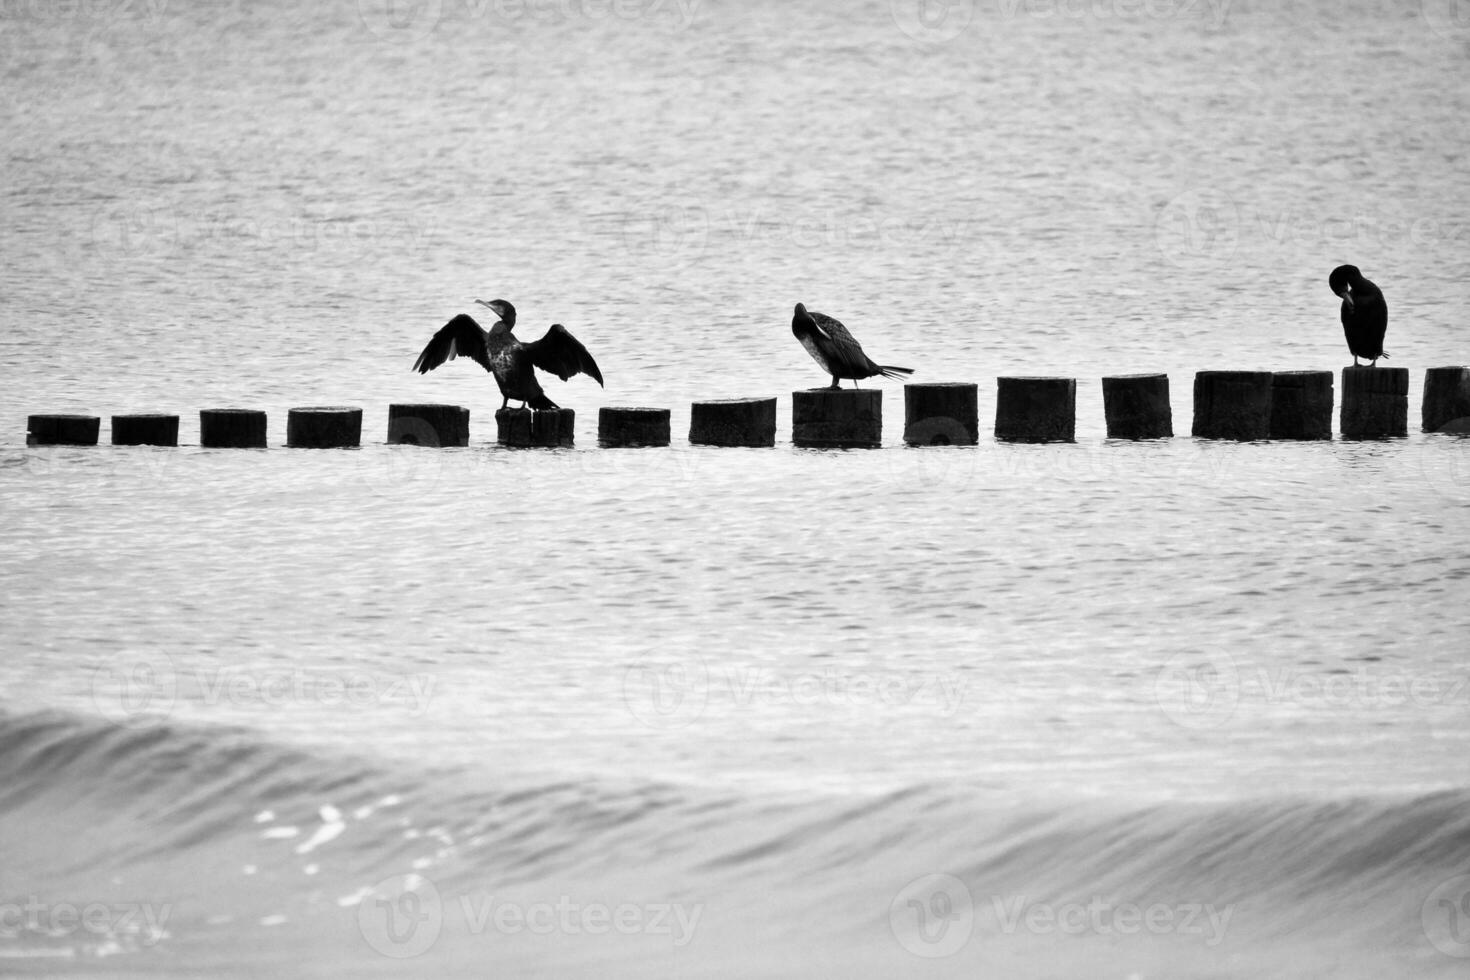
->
[791, 303, 913, 389]
[1328, 265, 1389, 367]
[412, 299, 604, 409]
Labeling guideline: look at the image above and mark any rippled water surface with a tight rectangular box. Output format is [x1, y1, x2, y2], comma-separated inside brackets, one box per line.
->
[1, 0, 1468, 976]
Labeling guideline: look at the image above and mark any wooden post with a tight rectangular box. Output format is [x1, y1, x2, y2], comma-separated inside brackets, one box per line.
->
[1422, 366, 1470, 433]
[27, 414, 99, 446]
[995, 377, 1075, 443]
[496, 408, 574, 447]
[387, 403, 469, 447]
[287, 407, 362, 448]
[904, 382, 978, 446]
[1268, 371, 1333, 440]
[792, 389, 882, 449]
[111, 414, 179, 446]
[200, 409, 267, 448]
[1340, 367, 1408, 438]
[1191, 371, 1272, 440]
[599, 407, 671, 447]
[1102, 374, 1172, 440]
[689, 398, 776, 447]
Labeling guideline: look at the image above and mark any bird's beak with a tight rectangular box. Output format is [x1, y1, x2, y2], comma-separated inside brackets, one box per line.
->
[1340, 287, 1354, 311]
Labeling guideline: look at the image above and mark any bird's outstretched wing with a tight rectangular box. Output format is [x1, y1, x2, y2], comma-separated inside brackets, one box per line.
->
[412, 314, 492, 374]
[808, 311, 876, 375]
[525, 324, 604, 386]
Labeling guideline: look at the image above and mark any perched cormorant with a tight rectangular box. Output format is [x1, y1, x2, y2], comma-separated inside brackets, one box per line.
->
[791, 303, 913, 389]
[1328, 265, 1389, 367]
[412, 299, 603, 409]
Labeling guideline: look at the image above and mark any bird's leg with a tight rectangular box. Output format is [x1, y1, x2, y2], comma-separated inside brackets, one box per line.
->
[829, 377, 840, 390]
[501, 397, 509, 410]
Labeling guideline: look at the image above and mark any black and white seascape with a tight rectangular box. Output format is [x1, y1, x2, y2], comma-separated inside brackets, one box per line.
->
[2, 1, 1469, 977]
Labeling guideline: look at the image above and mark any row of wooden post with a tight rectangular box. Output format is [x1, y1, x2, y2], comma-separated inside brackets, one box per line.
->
[23, 367, 1470, 448]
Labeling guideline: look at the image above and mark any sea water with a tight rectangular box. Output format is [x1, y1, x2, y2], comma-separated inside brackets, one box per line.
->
[1, 0, 1468, 976]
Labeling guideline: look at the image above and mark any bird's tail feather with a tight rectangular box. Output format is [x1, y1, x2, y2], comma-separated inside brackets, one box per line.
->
[528, 393, 559, 410]
[879, 365, 915, 381]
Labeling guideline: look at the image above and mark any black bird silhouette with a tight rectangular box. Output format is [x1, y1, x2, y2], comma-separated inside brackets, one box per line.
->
[791, 303, 913, 389]
[1328, 265, 1389, 367]
[412, 299, 603, 409]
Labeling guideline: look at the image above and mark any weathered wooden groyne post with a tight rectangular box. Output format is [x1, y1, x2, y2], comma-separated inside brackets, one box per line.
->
[598, 407, 671, 447]
[286, 407, 362, 448]
[904, 382, 978, 445]
[688, 397, 776, 447]
[1340, 367, 1408, 438]
[200, 409, 267, 448]
[111, 414, 179, 446]
[1422, 366, 1470, 433]
[1102, 374, 1172, 439]
[387, 404, 469, 447]
[1268, 371, 1333, 440]
[995, 377, 1075, 442]
[27, 414, 99, 446]
[496, 408, 574, 448]
[792, 389, 882, 448]
[1191, 371, 1272, 440]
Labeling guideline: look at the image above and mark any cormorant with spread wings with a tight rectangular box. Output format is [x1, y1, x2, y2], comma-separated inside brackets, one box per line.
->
[412, 299, 604, 410]
[791, 302, 913, 389]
